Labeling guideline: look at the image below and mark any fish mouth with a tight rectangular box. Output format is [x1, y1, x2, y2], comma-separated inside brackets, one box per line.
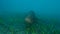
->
[25, 17, 33, 23]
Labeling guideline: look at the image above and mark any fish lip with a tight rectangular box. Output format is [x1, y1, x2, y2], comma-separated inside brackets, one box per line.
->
[25, 17, 32, 23]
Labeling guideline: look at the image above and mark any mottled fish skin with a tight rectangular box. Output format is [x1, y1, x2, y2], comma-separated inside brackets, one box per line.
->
[25, 10, 36, 24]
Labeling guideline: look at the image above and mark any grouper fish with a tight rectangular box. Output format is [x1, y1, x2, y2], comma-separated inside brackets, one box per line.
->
[25, 10, 36, 24]
[25, 10, 37, 34]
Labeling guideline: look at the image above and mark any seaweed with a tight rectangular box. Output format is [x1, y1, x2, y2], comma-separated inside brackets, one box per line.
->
[0, 11, 60, 34]
[0, 17, 4, 24]
[24, 10, 60, 34]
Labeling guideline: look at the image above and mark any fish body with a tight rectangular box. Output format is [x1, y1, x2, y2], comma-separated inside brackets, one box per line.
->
[25, 10, 36, 24]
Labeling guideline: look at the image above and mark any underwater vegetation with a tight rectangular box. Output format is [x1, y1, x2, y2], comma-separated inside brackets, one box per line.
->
[0, 17, 4, 24]
[0, 10, 60, 34]
[24, 10, 60, 34]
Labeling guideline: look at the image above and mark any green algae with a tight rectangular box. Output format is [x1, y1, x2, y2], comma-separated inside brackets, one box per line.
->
[0, 17, 4, 23]
[0, 11, 60, 34]
[8, 16, 23, 23]
[24, 11, 60, 34]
